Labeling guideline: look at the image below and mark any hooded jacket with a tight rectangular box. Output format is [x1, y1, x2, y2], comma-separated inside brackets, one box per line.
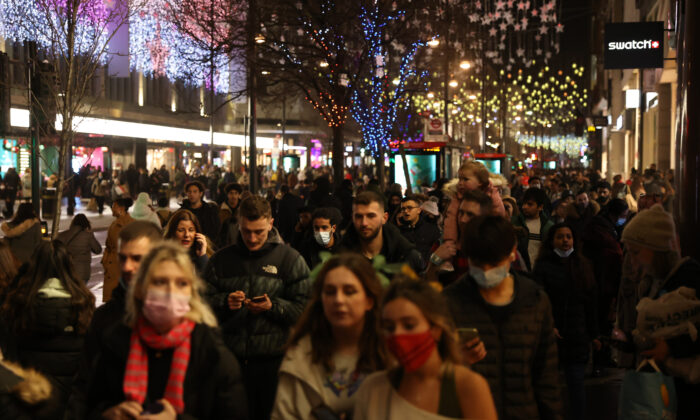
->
[0, 359, 55, 420]
[396, 215, 441, 265]
[444, 272, 563, 420]
[339, 222, 424, 274]
[204, 228, 310, 360]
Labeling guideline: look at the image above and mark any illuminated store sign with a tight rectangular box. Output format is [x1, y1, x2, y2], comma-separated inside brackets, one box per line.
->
[604, 22, 664, 69]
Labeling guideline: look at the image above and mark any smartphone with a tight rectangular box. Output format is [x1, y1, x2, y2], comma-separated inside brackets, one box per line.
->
[251, 295, 267, 303]
[457, 327, 479, 343]
[141, 402, 164, 415]
[193, 238, 203, 253]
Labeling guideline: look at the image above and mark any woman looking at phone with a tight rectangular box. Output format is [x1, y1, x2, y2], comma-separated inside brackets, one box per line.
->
[271, 253, 387, 420]
[164, 210, 211, 274]
[354, 276, 497, 420]
[86, 242, 247, 420]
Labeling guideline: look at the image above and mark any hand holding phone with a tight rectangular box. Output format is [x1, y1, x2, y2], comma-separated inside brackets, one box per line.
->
[457, 327, 479, 343]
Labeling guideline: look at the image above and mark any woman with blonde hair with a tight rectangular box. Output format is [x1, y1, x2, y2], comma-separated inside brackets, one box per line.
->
[86, 242, 247, 420]
[354, 276, 497, 419]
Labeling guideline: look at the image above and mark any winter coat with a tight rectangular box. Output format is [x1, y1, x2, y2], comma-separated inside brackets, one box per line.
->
[56, 226, 102, 284]
[101, 213, 134, 302]
[1, 278, 87, 418]
[339, 222, 425, 274]
[532, 255, 598, 364]
[219, 201, 239, 225]
[275, 193, 305, 244]
[1, 218, 42, 264]
[512, 212, 555, 271]
[204, 228, 310, 360]
[85, 323, 248, 420]
[582, 214, 623, 300]
[0, 359, 56, 420]
[396, 215, 441, 265]
[444, 272, 563, 420]
[272, 335, 367, 420]
[181, 199, 221, 244]
[299, 231, 341, 271]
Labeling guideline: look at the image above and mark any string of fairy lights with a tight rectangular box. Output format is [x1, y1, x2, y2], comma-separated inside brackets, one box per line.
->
[350, 3, 427, 157]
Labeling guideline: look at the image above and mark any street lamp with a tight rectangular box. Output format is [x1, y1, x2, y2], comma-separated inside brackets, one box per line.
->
[255, 34, 265, 44]
[427, 38, 440, 48]
[448, 79, 458, 88]
[459, 60, 471, 70]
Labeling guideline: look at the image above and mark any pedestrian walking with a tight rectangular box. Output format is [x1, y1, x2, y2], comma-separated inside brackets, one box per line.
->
[444, 216, 563, 420]
[533, 223, 599, 420]
[272, 253, 387, 420]
[56, 214, 102, 284]
[101, 198, 134, 302]
[85, 242, 248, 420]
[1, 202, 42, 265]
[204, 195, 310, 420]
[354, 276, 497, 420]
[180, 181, 220, 243]
[0, 240, 95, 418]
[164, 209, 211, 274]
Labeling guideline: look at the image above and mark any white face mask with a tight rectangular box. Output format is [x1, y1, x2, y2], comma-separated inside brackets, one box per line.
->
[554, 248, 574, 258]
[314, 230, 332, 247]
[469, 263, 509, 289]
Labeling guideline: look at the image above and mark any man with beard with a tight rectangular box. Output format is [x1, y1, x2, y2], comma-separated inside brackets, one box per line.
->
[339, 191, 423, 274]
[565, 189, 600, 236]
[596, 181, 612, 207]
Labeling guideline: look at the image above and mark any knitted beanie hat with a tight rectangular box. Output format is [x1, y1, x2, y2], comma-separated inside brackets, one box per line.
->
[621, 204, 676, 251]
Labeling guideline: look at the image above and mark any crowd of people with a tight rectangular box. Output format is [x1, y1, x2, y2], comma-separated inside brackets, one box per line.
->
[0, 159, 697, 420]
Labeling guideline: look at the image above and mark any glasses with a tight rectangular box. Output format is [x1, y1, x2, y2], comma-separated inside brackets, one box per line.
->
[400, 206, 419, 212]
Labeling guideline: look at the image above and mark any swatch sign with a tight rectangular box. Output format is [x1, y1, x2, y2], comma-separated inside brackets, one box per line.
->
[604, 22, 664, 69]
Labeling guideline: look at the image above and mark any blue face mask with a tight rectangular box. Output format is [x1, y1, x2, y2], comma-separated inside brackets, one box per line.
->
[616, 217, 627, 227]
[554, 248, 574, 258]
[469, 263, 509, 289]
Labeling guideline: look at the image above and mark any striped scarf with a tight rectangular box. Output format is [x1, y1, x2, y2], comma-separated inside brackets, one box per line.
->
[123, 317, 195, 414]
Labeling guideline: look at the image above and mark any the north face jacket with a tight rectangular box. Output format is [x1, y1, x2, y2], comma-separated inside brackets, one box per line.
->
[204, 227, 310, 360]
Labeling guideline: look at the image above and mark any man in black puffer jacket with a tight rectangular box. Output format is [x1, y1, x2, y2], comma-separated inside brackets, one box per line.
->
[444, 216, 563, 420]
[205, 196, 310, 420]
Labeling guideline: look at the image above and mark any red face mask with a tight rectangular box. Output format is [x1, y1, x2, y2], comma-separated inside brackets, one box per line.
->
[386, 331, 436, 372]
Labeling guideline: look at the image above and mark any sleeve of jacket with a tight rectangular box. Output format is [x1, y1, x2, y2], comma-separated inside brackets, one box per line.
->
[266, 254, 310, 326]
[202, 255, 248, 325]
[270, 373, 313, 420]
[532, 291, 564, 420]
[90, 232, 102, 254]
[200, 333, 249, 420]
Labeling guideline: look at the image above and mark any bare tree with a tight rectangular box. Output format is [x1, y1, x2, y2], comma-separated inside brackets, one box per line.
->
[1, 0, 142, 237]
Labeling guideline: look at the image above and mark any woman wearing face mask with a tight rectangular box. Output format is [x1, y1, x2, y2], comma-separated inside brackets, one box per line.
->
[443, 216, 563, 420]
[354, 276, 497, 420]
[86, 242, 247, 420]
[271, 253, 386, 420]
[163, 210, 212, 275]
[533, 224, 598, 420]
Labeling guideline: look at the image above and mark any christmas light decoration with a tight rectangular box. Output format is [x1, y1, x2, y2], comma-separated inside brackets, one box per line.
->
[129, 0, 233, 93]
[351, 4, 427, 157]
[0, 0, 110, 58]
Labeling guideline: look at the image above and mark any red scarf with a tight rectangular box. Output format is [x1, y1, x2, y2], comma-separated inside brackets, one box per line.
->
[123, 317, 195, 414]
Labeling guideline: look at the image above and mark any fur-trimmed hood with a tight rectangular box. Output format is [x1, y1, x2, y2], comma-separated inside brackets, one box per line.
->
[0, 359, 52, 405]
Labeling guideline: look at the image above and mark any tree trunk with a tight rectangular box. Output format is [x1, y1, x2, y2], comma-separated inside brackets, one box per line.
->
[375, 146, 386, 191]
[51, 132, 70, 238]
[399, 143, 412, 195]
[332, 124, 344, 189]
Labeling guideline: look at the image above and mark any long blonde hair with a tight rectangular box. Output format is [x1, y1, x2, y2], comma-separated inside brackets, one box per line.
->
[125, 241, 217, 328]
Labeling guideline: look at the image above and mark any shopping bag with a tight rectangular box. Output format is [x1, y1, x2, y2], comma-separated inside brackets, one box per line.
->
[86, 197, 97, 211]
[636, 286, 700, 341]
[619, 359, 677, 420]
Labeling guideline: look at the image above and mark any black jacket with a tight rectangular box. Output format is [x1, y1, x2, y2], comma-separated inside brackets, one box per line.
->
[532, 255, 598, 364]
[181, 199, 221, 244]
[339, 222, 424, 274]
[2, 288, 86, 418]
[299, 231, 341, 270]
[204, 228, 310, 360]
[396, 215, 441, 265]
[85, 323, 248, 420]
[274, 193, 304, 244]
[444, 273, 563, 420]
